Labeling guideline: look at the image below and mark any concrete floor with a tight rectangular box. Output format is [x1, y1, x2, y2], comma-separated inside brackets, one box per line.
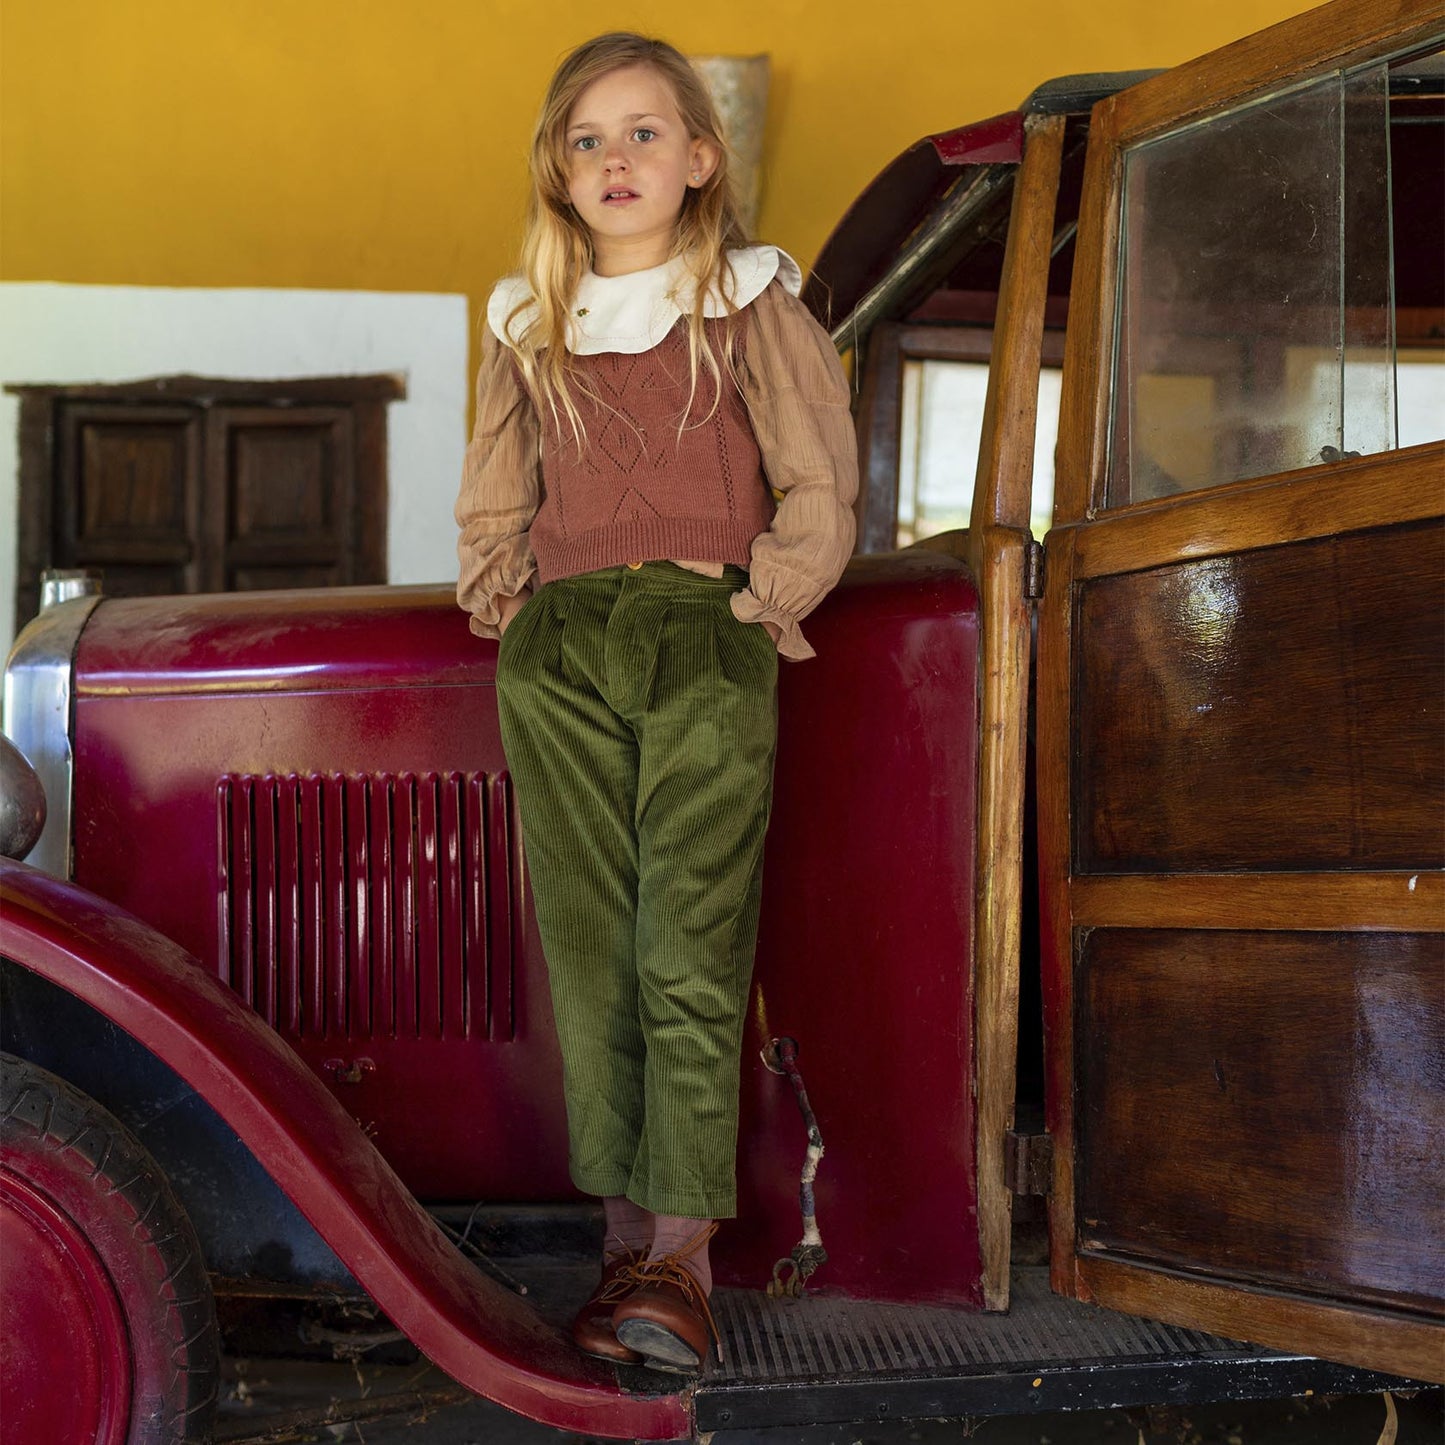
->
[213, 1357, 1441, 1445]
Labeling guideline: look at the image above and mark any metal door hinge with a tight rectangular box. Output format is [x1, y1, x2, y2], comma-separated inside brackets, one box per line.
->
[1025, 539, 1045, 600]
[1005, 1129, 1053, 1196]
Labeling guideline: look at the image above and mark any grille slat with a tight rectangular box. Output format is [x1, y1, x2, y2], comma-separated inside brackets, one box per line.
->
[218, 771, 516, 1043]
[344, 774, 370, 1037]
[253, 778, 279, 1027]
[391, 774, 418, 1038]
[464, 773, 487, 1034]
[414, 774, 441, 1037]
[276, 773, 302, 1035]
[230, 776, 256, 1003]
[299, 775, 326, 1035]
[368, 778, 394, 1037]
[322, 773, 348, 1037]
[440, 773, 466, 1039]
[485, 773, 515, 1041]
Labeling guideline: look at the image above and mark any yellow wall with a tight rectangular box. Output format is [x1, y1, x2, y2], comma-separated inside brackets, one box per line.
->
[4, 0, 1317, 319]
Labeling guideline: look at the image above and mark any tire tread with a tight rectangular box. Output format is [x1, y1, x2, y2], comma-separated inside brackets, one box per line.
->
[0, 1053, 220, 1444]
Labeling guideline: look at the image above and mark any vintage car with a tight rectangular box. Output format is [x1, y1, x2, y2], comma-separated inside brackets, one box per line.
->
[2, 1, 1441, 1441]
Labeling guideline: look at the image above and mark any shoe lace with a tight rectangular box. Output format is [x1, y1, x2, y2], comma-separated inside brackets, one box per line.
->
[596, 1243, 645, 1304]
[602, 1237, 645, 1268]
[613, 1222, 722, 1353]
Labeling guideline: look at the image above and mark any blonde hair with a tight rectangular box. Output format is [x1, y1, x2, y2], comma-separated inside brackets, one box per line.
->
[508, 33, 750, 438]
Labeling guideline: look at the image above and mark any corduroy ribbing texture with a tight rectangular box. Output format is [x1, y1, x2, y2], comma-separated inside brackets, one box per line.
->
[495, 563, 778, 1218]
[529, 320, 775, 585]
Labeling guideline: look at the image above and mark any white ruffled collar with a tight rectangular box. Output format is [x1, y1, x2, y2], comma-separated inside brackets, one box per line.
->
[487, 244, 802, 356]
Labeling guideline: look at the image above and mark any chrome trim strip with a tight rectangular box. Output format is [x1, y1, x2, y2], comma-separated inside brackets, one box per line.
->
[2, 596, 101, 878]
[829, 162, 1016, 353]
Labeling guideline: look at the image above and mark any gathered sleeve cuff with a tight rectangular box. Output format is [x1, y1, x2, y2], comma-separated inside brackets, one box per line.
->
[454, 325, 542, 638]
[733, 282, 859, 661]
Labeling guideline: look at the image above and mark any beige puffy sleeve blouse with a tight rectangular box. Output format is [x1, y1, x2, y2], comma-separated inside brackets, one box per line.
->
[454, 323, 541, 639]
[730, 281, 858, 659]
[454, 278, 858, 661]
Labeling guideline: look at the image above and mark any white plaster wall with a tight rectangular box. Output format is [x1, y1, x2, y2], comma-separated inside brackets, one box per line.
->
[0, 283, 470, 649]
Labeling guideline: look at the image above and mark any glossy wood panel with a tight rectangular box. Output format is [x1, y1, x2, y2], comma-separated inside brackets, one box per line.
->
[1079, 1256, 1444, 1385]
[969, 114, 1066, 1311]
[1034, 527, 1081, 1295]
[970, 525, 1033, 1311]
[1076, 928, 1445, 1315]
[1072, 871, 1445, 932]
[1104, 0, 1445, 148]
[1038, 0, 1445, 1381]
[1075, 519, 1445, 873]
[1052, 125, 1119, 526]
[971, 115, 1066, 536]
[1072, 443, 1445, 580]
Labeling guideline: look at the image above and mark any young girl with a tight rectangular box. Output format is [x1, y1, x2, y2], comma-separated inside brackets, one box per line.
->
[455, 32, 857, 1373]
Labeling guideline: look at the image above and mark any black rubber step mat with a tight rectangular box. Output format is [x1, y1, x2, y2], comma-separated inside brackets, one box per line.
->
[695, 1268, 1414, 1433]
[713, 1268, 1224, 1379]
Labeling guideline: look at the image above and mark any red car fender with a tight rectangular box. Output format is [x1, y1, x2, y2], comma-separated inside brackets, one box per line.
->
[0, 857, 691, 1442]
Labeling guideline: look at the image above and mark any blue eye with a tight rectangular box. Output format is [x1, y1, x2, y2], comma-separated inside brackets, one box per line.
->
[574, 136, 600, 151]
[633, 128, 656, 143]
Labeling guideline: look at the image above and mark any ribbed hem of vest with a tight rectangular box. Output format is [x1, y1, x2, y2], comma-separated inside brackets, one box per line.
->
[534, 521, 762, 584]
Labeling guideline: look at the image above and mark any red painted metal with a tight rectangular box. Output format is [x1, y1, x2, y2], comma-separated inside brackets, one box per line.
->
[72, 596, 571, 1202]
[929, 111, 1026, 166]
[723, 550, 983, 1305]
[67, 551, 983, 1306]
[74, 583, 484, 696]
[0, 861, 692, 1441]
[0, 1167, 130, 1445]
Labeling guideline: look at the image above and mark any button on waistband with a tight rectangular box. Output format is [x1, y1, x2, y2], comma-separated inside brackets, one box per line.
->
[626, 561, 644, 571]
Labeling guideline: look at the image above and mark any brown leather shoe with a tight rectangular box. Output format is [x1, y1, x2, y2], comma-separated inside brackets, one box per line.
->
[612, 1225, 721, 1372]
[571, 1254, 645, 1364]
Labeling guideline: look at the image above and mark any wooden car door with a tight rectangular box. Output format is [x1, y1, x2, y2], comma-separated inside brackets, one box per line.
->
[1037, 0, 1444, 1382]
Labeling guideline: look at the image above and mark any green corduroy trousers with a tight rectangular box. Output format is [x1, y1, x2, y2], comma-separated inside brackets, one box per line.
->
[495, 562, 778, 1218]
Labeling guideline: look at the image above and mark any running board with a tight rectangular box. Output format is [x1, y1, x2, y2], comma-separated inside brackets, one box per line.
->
[691, 1268, 1414, 1435]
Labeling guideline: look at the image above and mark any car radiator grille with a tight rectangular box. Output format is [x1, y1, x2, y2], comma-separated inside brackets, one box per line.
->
[215, 770, 519, 1041]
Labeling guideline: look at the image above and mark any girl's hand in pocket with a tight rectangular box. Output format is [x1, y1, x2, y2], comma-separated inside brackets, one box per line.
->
[498, 589, 533, 637]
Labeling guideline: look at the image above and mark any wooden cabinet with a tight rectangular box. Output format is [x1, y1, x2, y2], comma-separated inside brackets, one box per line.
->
[11, 374, 401, 626]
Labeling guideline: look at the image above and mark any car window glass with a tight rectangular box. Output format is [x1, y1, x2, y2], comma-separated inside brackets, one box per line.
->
[1105, 50, 1444, 507]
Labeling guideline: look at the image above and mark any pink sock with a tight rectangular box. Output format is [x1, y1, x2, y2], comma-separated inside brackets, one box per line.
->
[602, 1196, 654, 1262]
[649, 1214, 715, 1295]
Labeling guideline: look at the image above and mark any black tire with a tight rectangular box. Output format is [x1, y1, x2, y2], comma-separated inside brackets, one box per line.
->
[0, 1052, 219, 1444]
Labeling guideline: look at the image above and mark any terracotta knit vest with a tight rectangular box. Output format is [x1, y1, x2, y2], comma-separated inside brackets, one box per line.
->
[529, 317, 774, 583]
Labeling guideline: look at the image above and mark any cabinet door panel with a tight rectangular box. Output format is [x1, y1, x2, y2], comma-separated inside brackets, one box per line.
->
[57, 403, 200, 593]
[207, 406, 357, 592]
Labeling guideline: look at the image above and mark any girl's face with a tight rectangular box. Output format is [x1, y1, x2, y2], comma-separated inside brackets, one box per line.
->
[564, 63, 718, 276]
